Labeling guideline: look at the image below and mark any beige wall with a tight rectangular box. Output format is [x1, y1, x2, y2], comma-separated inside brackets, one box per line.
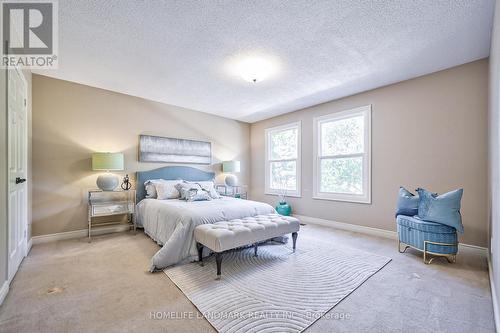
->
[251, 59, 489, 247]
[32, 75, 250, 236]
[32, 59, 489, 246]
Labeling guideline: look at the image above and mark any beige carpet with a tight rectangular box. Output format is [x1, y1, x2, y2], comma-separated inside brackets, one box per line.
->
[165, 241, 391, 332]
[0, 224, 494, 332]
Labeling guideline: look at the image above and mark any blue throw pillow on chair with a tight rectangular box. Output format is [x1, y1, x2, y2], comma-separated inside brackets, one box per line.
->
[416, 188, 464, 233]
[395, 187, 419, 217]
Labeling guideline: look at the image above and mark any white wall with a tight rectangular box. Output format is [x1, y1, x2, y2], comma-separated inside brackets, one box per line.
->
[0, 58, 7, 292]
[489, 0, 500, 327]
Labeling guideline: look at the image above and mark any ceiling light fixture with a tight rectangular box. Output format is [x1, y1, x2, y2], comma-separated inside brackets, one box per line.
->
[228, 54, 279, 83]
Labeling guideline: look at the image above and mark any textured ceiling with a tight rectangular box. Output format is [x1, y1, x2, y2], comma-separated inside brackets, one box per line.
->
[33, 0, 495, 123]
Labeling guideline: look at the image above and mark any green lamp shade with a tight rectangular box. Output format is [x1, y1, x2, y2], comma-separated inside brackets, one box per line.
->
[222, 160, 241, 173]
[92, 153, 124, 171]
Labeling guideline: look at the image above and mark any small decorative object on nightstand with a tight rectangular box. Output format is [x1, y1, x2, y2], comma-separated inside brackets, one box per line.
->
[121, 174, 132, 190]
[87, 189, 136, 242]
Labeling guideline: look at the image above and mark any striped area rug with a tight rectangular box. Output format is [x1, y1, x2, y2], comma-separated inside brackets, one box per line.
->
[164, 241, 391, 333]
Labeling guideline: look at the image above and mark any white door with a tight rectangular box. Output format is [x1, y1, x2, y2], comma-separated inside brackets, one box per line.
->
[7, 66, 28, 282]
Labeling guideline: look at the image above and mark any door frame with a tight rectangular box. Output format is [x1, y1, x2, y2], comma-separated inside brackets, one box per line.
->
[6, 64, 28, 282]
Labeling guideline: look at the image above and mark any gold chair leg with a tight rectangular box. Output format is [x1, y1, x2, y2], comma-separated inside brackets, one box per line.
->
[424, 252, 435, 264]
[445, 255, 456, 263]
[398, 240, 409, 253]
[423, 247, 431, 264]
[399, 237, 457, 264]
[425, 253, 454, 264]
[423, 241, 433, 264]
[424, 240, 457, 264]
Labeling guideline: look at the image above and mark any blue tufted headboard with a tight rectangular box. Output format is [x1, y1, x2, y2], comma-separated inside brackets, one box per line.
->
[136, 166, 215, 203]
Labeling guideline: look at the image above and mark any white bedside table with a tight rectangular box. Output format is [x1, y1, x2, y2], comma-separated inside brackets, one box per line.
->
[87, 189, 136, 242]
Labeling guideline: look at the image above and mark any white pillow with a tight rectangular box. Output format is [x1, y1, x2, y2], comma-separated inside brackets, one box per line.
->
[145, 184, 157, 198]
[188, 181, 221, 199]
[144, 179, 162, 198]
[145, 179, 182, 200]
[156, 180, 183, 200]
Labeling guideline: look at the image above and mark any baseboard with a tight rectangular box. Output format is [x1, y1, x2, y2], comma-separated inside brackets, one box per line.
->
[0, 281, 9, 306]
[32, 225, 132, 245]
[26, 237, 32, 256]
[488, 254, 500, 333]
[294, 214, 488, 257]
[294, 214, 397, 240]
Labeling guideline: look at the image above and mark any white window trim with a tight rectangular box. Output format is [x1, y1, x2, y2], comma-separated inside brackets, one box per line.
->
[313, 105, 372, 204]
[265, 121, 302, 197]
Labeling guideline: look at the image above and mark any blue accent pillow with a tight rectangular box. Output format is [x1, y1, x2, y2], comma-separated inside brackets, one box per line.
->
[395, 187, 419, 217]
[416, 188, 464, 233]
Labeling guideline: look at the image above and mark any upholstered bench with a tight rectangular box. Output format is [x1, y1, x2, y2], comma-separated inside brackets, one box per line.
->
[194, 214, 300, 278]
[397, 215, 458, 264]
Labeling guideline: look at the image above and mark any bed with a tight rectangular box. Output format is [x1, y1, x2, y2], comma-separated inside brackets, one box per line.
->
[135, 166, 275, 271]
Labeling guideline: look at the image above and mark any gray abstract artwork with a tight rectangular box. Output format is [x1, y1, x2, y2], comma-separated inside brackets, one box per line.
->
[139, 135, 211, 164]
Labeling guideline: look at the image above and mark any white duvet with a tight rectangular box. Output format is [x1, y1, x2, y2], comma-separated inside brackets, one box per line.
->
[136, 197, 275, 271]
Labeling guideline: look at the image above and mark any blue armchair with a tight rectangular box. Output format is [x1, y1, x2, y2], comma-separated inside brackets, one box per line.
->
[395, 187, 462, 264]
[397, 215, 458, 264]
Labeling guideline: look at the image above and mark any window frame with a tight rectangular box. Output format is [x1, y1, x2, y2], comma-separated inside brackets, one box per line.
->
[265, 121, 302, 197]
[313, 105, 372, 204]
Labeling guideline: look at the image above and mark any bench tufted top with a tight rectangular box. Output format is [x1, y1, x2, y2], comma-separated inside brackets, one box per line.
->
[194, 214, 300, 252]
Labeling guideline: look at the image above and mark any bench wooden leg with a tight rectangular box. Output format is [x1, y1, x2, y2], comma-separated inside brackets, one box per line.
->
[292, 232, 298, 252]
[216, 252, 223, 279]
[197, 243, 204, 266]
[254, 243, 258, 257]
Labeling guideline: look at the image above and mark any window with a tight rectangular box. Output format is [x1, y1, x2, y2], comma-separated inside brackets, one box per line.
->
[265, 122, 301, 197]
[313, 105, 371, 203]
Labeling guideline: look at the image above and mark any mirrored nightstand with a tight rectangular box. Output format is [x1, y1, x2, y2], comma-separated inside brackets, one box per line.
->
[216, 185, 248, 199]
[87, 189, 136, 242]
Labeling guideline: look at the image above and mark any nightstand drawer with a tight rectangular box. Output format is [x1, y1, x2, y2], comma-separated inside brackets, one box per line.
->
[87, 189, 136, 242]
[92, 202, 132, 216]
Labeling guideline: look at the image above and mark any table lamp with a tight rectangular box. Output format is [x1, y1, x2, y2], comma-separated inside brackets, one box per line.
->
[222, 160, 240, 187]
[92, 152, 124, 191]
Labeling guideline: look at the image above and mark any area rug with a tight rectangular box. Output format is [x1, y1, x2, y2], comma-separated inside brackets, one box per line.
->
[164, 242, 391, 333]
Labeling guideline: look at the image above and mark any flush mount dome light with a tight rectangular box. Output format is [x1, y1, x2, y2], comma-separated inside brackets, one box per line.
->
[229, 55, 279, 83]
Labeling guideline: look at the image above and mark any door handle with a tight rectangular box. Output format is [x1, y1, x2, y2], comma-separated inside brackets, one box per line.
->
[15, 177, 26, 184]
